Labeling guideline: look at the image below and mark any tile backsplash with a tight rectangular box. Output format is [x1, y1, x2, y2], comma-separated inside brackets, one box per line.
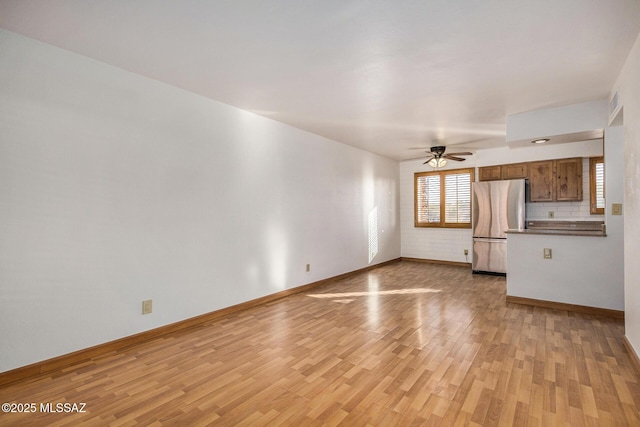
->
[526, 158, 604, 220]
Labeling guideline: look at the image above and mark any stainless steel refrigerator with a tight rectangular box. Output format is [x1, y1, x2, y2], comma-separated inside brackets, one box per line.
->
[472, 179, 525, 275]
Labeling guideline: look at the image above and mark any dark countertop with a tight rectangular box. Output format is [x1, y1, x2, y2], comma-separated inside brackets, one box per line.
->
[506, 228, 606, 237]
[506, 220, 606, 237]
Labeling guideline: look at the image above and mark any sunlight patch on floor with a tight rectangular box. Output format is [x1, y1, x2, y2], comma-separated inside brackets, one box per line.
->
[307, 288, 442, 299]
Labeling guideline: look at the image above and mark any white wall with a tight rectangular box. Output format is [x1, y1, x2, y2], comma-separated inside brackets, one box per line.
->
[400, 139, 602, 263]
[0, 30, 401, 373]
[613, 33, 640, 353]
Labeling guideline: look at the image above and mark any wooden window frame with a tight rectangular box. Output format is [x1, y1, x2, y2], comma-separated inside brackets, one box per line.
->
[589, 156, 605, 215]
[414, 167, 475, 228]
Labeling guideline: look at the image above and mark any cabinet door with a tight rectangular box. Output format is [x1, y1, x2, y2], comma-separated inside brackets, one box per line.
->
[529, 160, 554, 202]
[479, 166, 501, 181]
[502, 162, 528, 180]
[556, 157, 583, 201]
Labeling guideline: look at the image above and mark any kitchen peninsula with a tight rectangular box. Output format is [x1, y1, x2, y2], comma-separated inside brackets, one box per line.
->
[501, 100, 624, 317]
[505, 220, 622, 316]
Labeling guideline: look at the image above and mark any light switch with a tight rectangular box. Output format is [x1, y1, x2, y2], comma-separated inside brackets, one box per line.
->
[142, 299, 152, 315]
[543, 248, 552, 259]
[612, 203, 622, 215]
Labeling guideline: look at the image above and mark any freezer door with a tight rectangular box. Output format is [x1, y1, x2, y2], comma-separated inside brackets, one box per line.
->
[472, 179, 525, 239]
[472, 238, 507, 274]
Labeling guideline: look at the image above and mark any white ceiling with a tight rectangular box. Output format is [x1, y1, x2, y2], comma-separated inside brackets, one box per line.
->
[1, 0, 639, 161]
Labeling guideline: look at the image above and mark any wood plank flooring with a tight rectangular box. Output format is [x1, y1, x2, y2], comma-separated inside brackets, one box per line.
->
[1, 261, 639, 426]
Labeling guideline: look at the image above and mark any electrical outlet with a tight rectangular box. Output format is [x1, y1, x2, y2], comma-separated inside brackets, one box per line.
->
[548, 211, 555, 218]
[142, 299, 152, 315]
[464, 249, 469, 256]
[306, 264, 310, 272]
[543, 248, 552, 259]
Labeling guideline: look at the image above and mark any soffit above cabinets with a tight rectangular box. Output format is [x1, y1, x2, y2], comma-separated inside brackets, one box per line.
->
[508, 129, 604, 149]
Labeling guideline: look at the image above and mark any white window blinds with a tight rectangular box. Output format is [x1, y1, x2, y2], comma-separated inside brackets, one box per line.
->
[590, 157, 605, 215]
[595, 161, 605, 209]
[444, 173, 471, 224]
[416, 175, 441, 224]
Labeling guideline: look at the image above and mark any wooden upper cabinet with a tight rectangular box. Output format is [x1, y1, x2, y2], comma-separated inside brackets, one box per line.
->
[501, 162, 528, 180]
[479, 158, 584, 202]
[556, 157, 583, 201]
[478, 166, 501, 181]
[529, 160, 554, 202]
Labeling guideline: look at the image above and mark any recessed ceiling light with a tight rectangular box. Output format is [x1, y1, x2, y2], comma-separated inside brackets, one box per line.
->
[531, 138, 550, 144]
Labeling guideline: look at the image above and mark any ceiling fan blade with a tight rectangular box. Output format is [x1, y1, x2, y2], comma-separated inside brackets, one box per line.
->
[422, 155, 435, 164]
[444, 155, 467, 161]
[445, 152, 473, 156]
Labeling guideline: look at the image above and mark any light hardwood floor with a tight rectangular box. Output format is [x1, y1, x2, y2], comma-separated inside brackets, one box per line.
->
[1, 261, 639, 426]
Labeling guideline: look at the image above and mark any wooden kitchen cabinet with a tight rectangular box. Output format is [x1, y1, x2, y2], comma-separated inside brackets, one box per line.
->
[478, 166, 502, 181]
[555, 157, 583, 201]
[479, 158, 584, 202]
[501, 162, 528, 180]
[479, 163, 528, 181]
[529, 160, 554, 202]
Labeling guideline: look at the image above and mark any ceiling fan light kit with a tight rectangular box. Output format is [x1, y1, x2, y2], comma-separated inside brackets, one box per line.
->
[423, 145, 472, 168]
[428, 158, 448, 168]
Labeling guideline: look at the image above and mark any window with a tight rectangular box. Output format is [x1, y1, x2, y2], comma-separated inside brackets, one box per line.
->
[590, 157, 605, 215]
[415, 168, 474, 228]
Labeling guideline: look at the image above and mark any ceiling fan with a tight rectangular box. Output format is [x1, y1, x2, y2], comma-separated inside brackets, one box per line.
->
[423, 146, 472, 167]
